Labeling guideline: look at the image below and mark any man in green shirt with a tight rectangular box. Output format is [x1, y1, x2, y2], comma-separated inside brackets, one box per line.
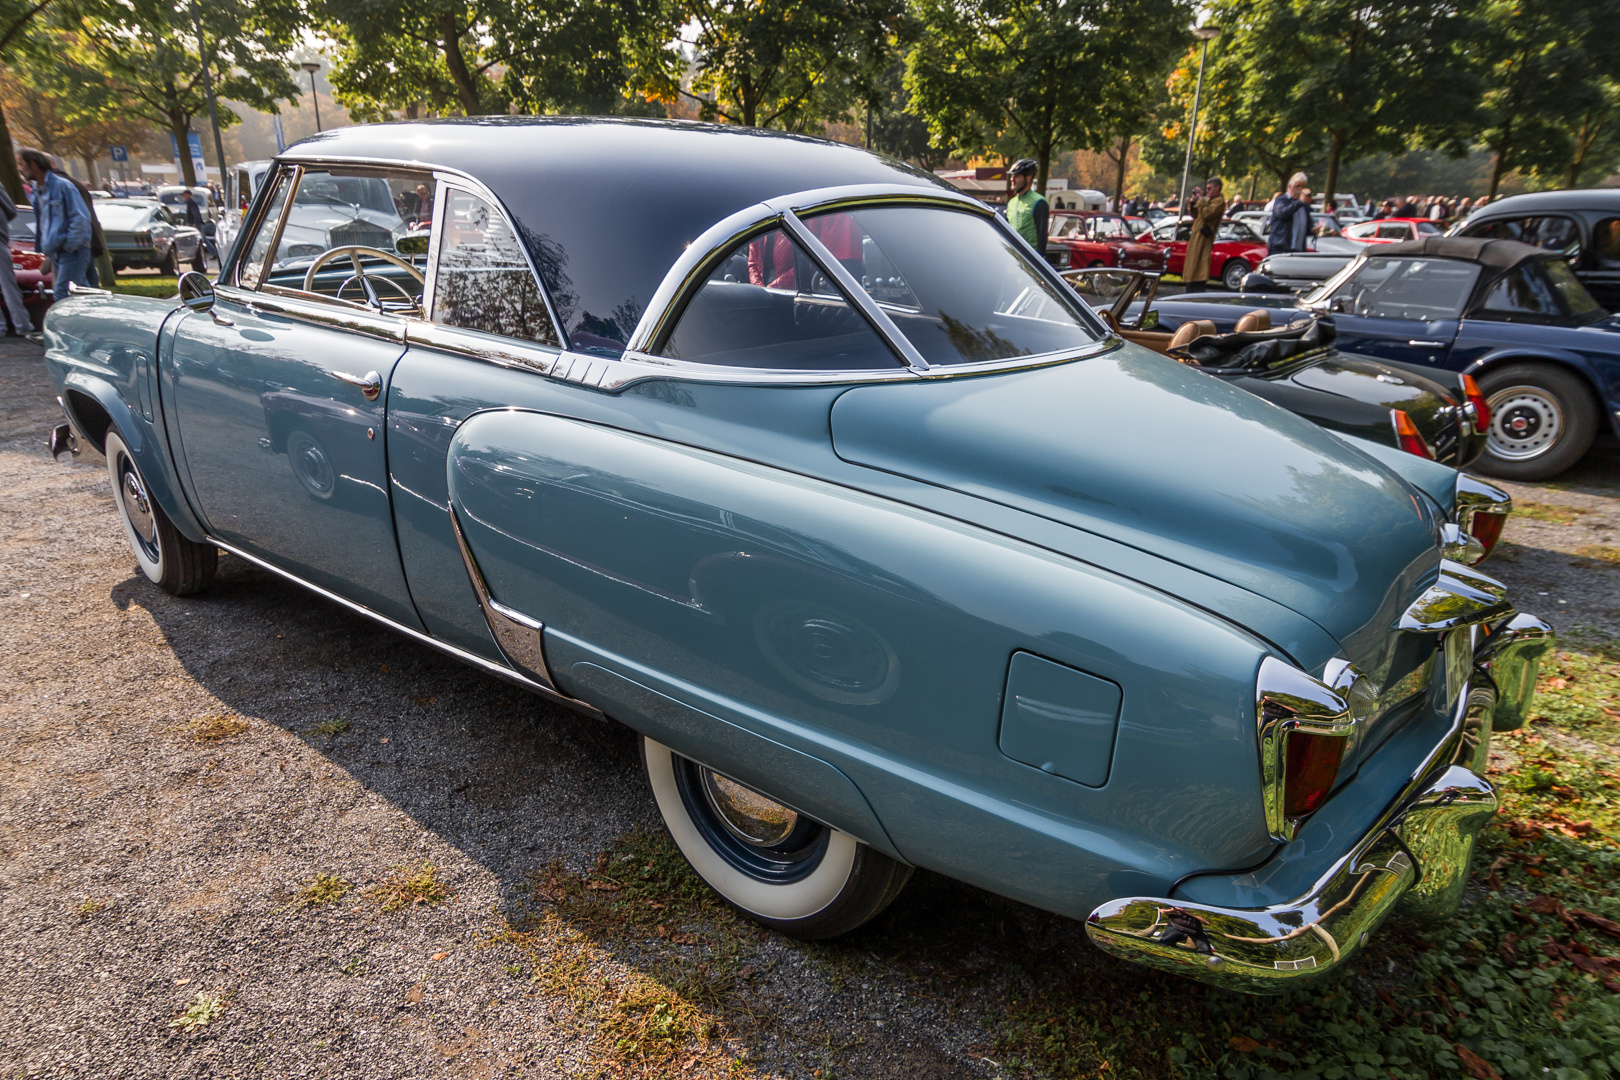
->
[1003, 158, 1048, 259]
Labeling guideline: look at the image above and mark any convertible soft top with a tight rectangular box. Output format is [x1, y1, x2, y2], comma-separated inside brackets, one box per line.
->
[280, 117, 949, 353]
[1372, 235, 1558, 273]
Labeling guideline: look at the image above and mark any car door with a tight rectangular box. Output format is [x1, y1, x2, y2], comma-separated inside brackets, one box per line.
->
[1319, 253, 1481, 368]
[168, 163, 431, 628]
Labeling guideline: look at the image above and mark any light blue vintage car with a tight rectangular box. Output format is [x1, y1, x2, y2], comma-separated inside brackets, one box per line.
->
[45, 119, 1552, 991]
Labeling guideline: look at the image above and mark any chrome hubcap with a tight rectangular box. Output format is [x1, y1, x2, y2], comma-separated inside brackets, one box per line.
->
[1487, 386, 1561, 461]
[119, 462, 157, 548]
[701, 770, 799, 847]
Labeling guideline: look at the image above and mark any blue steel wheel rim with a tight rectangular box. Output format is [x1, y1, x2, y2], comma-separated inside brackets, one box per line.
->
[672, 756, 830, 885]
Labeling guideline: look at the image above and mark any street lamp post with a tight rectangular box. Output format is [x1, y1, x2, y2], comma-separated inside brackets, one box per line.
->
[191, 1, 228, 190]
[1178, 25, 1221, 217]
[302, 62, 323, 132]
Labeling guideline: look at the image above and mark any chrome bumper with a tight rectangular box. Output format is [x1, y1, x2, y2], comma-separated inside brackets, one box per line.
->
[1086, 611, 1553, 992]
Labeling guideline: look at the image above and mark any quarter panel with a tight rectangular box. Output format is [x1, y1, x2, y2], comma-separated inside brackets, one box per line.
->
[445, 408, 1277, 918]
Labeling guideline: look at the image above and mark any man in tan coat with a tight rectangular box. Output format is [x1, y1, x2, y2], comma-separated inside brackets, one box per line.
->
[1183, 177, 1225, 292]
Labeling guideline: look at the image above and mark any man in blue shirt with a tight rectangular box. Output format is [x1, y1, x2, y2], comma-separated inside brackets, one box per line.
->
[19, 148, 92, 301]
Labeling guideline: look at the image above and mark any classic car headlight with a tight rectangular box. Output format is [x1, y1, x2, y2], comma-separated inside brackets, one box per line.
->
[1453, 474, 1511, 564]
[1257, 657, 1357, 842]
[286, 243, 324, 260]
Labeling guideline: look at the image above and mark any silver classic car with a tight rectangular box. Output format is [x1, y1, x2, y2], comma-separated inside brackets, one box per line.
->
[44, 119, 1552, 991]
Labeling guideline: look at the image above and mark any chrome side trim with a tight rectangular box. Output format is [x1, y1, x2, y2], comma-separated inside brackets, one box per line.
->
[1476, 612, 1555, 731]
[1255, 657, 1355, 842]
[1398, 559, 1513, 632]
[209, 538, 602, 720]
[248, 288, 408, 343]
[446, 505, 559, 693]
[407, 320, 565, 375]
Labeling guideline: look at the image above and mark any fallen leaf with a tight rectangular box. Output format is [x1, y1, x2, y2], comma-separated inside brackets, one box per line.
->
[671, 932, 701, 946]
[380, 738, 389, 744]
[405, 987, 425, 1004]
[1455, 1044, 1501, 1080]
[174, 978, 192, 986]
[432, 952, 450, 961]
[1572, 909, 1620, 941]
[413, 696, 437, 706]
[1228, 1036, 1260, 1053]
[585, 880, 620, 892]
[1497, 934, 1520, 965]
[1546, 677, 1568, 689]
[379, 664, 391, 673]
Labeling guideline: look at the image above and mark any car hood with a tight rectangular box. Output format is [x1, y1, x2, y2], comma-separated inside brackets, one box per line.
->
[829, 345, 1441, 647]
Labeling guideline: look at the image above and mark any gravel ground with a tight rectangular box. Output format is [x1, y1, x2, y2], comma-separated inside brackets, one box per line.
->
[2, 333, 1615, 1078]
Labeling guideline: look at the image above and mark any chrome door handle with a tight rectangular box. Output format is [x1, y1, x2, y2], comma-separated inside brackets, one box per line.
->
[332, 369, 382, 400]
[1407, 339, 1447, 348]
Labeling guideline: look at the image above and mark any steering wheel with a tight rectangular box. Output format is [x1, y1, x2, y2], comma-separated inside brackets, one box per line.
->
[302, 245, 425, 307]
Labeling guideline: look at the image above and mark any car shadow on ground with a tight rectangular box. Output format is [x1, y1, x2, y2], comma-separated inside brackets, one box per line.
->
[112, 553, 1131, 1077]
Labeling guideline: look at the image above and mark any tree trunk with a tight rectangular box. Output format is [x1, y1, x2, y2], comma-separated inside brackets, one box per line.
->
[1322, 130, 1344, 215]
[171, 113, 197, 188]
[83, 155, 98, 186]
[1488, 144, 1509, 199]
[0, 100, 26, 203]
[1112, 135, 1129, 210]
[439, 13, 483, 115]
[1247, 174, 1257, 199]
[1036, 144, 1050, 201]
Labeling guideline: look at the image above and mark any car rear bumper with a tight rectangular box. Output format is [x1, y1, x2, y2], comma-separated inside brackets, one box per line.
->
[1085, 613, 1552, 992]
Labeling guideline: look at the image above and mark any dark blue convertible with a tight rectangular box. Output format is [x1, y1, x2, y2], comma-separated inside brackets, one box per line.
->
[1152, 237, 1620, 479]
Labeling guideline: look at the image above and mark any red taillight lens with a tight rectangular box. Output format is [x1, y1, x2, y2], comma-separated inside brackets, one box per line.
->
[1460, 374, 1490, 433]
[1469, 510, 1506, 559]
[1392, 409, 1434, 459]
[1284, 730, 1347, 818]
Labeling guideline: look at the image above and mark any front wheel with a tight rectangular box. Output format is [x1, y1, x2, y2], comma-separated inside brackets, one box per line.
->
[158, 248, 177, 277]
[105, 430, 217, 595]
[1474, 363, 1598, 481]
[642, 737, 911, 939]
[1221, 258, 1250, 291]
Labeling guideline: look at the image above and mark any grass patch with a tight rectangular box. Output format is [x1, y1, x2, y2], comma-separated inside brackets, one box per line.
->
[305, 718, 352, 738]
[188, 712, 248, 742]
[366, 860, 452, 913]
[1512, 500, 1594, 525]
[299, 873, 351, 906]
[169, 991, 227, 1031]
[1574, 545, 1620, 566]
[75, 899, 105, 916]
[112, 276, 178, 299]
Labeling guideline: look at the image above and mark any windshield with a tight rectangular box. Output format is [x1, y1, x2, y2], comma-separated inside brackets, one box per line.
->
[12, 206, 34, 239]
[803, 205, 1100, 365]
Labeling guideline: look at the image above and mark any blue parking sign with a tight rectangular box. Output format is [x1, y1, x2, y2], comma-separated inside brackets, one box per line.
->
[110, 145, 128, 162]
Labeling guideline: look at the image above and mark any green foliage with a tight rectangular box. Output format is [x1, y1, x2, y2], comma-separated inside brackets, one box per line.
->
[678, 0, 906, 130]
[906, 0, 1192, 192]
[168, 991, 227, 1031]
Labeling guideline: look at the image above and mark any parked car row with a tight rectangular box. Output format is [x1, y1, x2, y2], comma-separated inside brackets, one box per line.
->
[45, 120, 1552, 995]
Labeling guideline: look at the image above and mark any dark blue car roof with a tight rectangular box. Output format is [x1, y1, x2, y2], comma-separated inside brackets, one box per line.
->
[279, 117, 949, 353]
[1467, 189, 1620, 215]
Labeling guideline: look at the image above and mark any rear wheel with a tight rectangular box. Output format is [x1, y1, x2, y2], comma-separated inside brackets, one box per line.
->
[105, 430, 216, 595]
[642, 737, 911, 939]
[1474, 363, 1598, 481]
[158, 248, 177, 276]
[1221, 258, 1250, 291]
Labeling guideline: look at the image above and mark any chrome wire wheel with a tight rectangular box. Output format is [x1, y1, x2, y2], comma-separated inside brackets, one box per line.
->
[1487, 384, 1562, 462]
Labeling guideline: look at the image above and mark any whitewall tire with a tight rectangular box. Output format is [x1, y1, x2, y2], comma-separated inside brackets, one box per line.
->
[642, 737, 911, 939]
[105, 430, 217, 595]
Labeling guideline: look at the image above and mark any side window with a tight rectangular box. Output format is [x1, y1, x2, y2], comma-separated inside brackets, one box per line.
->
[1478, 267, 1561, 321]
[1329, 257, 1482, 319]
[661, 226, 898, 370]
[254, 167, 430, 308]
[238, 171, 293, 288]
[1468, 215, 1580, 258]
[430, 189, 558, 347]
[1593, 218, 1620, 268]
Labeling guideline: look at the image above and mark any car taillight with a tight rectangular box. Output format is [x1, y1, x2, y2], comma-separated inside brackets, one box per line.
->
[1283, 731, 1347, 818]
[1391, 409, 1434, 459]
[1460, 374, 1490, 433]
[1256, 657, 1357, 842]
[133, 228, 153, 248]
[1455, 474, 1511, 564]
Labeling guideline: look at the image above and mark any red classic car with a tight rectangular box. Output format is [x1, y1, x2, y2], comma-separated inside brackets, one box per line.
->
[1143, 216, 1269, 290]
[1342, 217, 1445, 245]
[9, 205, 54, 331]
[1048, 211, 1166, 273]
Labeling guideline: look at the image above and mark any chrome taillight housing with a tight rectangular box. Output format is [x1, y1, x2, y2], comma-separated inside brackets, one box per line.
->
[1257, 657, 1358, 842]
[1454, 474, 1511, 564]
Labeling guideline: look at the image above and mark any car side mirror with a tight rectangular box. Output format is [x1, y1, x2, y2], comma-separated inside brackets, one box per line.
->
[395, 231, 431, 257]
[1328, 295, 1350, 313]
[178, 271, 215, 312]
